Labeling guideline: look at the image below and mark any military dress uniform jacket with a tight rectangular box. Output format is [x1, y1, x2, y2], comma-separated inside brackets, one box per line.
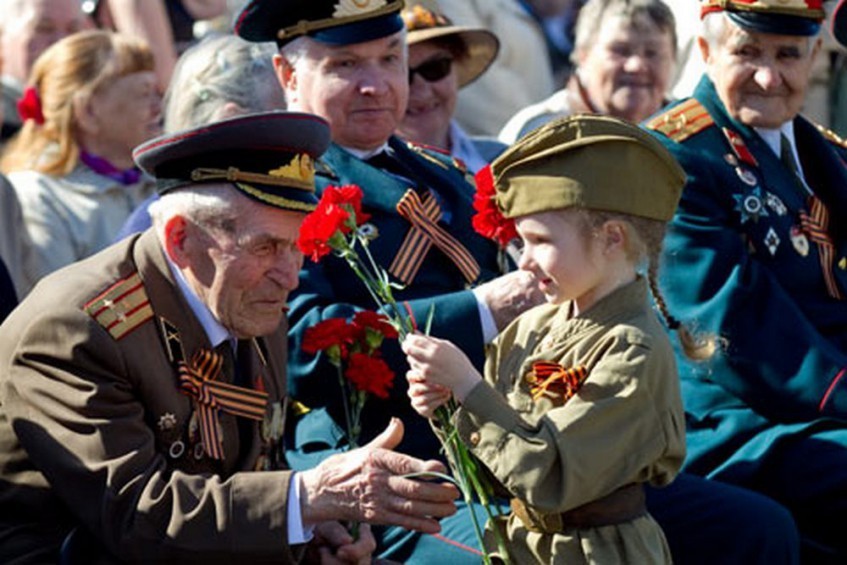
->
[645, 76, 847, 480]
[0, 230, 300, 564]
[286, 137, 503, 466]
[456, 278, 684, 563]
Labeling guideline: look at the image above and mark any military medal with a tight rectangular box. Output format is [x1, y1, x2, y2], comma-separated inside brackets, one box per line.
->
[736, 167, 758, 186]
[790, 226, 809, 257]
[169, 440, 185, 459]
[157, 412, 177, 431]
[733, 187, 769, 223]
[765, 193, 787, 216]
[764, 228, 780, 256]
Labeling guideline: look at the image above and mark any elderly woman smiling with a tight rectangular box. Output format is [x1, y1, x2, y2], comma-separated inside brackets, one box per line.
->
[396, 1, 503, 173]
[499, 0, 677, 143]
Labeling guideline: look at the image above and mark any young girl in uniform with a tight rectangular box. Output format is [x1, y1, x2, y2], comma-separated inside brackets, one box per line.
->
[402, 115, 713, 563]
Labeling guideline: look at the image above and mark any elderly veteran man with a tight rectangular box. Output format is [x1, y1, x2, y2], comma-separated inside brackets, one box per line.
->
[235, 2, 544, 561]
[0, 111, 459, 564]
[645, 0, 847, 561]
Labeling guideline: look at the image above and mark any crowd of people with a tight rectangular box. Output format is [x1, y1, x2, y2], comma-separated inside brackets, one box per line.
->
[1, 0, 847, 563]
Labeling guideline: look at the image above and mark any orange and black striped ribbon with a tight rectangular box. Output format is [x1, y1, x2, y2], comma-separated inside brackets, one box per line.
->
[390, 189, 480, 284]
[178, 349, 269, 460]
[800, 196, 844, 300]
[528, 361, 588, 403]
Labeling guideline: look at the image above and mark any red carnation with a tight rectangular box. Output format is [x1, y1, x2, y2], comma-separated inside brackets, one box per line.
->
[302, 318, 354, 362]
[352, 310, 398, 338]
[297, 184, 371, 262]
[344, 352, 394, 399]
[324, 184, 371, 228]
[297, 200, 350, 262]
[471, 165, 518, 247]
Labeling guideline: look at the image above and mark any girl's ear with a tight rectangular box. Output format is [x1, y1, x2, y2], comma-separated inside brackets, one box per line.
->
[601, 220, 626, 254]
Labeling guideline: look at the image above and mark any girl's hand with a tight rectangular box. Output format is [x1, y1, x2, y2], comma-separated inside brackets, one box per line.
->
[406, 373, 451, 418]
[402, 334, 482, 402]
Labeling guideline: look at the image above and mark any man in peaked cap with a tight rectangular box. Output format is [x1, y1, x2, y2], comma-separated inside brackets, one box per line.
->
[0, 111, 461, 564]
[645, 0, 847, 561]
[235, 2, 544, 562]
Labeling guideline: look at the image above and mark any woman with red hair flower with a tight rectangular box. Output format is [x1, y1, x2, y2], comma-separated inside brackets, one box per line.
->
[1, 29, 160, 291]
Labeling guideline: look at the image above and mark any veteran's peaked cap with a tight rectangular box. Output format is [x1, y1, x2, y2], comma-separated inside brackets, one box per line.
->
[133, 111, 331, 212]
[235, 0, 404, 47]
[700, 0, 824, 36]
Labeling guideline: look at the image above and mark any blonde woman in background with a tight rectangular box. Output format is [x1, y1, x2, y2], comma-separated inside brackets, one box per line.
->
[0, 30, 160, 290]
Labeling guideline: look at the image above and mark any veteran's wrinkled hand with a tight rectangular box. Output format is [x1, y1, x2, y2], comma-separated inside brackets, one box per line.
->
[298, 418, 458, 533]
[475, 270, 544, 331]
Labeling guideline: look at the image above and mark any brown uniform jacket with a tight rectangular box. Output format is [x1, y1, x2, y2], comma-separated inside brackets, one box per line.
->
[457, 278, 685, 563]
[0, 230, 301, 564]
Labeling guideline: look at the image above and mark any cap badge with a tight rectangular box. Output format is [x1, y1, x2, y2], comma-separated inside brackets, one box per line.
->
[334, 0, 387, 18]
[269, 153, 315, 185]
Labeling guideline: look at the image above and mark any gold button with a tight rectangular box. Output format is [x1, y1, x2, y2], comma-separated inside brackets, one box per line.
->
[525, 372, 535, 383]
[839, 257, 846, 270]
[469, 432, 481, 446]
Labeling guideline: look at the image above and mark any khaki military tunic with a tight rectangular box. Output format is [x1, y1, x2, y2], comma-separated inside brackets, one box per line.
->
[456, 278, 685, 563]
[0, 231, 301, 564]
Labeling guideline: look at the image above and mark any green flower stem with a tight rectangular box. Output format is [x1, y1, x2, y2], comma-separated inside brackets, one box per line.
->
[334, 363, 356, 449]
[328, 224, 510, 562]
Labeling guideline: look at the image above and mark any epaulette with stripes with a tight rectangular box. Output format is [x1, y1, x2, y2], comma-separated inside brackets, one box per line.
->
[816, 124, 847, 149]
[646, 99, 714, 143]
[83, 272, 153, 340]
[405, 141, 450, 170]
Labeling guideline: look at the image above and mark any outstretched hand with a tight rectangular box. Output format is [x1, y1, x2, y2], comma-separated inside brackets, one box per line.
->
[298, 418, 459, 533]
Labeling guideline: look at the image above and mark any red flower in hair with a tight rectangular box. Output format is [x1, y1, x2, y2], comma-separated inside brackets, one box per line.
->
[17, 86, 45, 125]
[297, 184, 370, 262]
[345, 352, 394, 399]
[471, 165, 518, 247]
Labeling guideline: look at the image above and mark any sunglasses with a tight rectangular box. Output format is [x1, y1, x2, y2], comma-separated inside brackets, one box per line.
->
[408, 57, 453, 84]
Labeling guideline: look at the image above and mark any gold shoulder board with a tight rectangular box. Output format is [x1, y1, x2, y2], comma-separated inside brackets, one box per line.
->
[816, 124, 847, 149]
[83, 272, 153, 340]
[646, 99, 714, 142]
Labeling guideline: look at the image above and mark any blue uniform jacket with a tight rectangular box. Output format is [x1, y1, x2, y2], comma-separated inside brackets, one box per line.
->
[645, 76, 847, 481]
[286, 136, 503, 466]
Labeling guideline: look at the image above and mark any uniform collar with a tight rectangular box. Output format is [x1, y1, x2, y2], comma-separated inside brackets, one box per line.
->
[163, 250, 232, 349]
[754, 121, 796, 159]
[339, 142, 390, 161]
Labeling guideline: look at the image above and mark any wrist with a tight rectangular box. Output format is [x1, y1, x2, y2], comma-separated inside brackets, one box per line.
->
[452, 372, 482, 403]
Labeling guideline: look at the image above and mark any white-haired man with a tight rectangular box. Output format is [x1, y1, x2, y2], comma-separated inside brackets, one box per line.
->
[647, 0, 847, 560]
[0, 111, 459, 564]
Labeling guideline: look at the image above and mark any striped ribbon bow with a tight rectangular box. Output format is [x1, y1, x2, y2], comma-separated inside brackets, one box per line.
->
[800, 196, 844, 300]
[178, 348, 269, 460]
[390, 189, 481, 284]
[527, 361, 588, 403]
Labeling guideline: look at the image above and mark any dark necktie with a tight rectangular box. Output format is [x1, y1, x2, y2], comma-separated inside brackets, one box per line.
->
[366, 150, 416, 185]
[780, 133, 812, 197]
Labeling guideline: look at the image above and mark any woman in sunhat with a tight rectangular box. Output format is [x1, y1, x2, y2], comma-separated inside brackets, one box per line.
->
[397, 0, 504, 172]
